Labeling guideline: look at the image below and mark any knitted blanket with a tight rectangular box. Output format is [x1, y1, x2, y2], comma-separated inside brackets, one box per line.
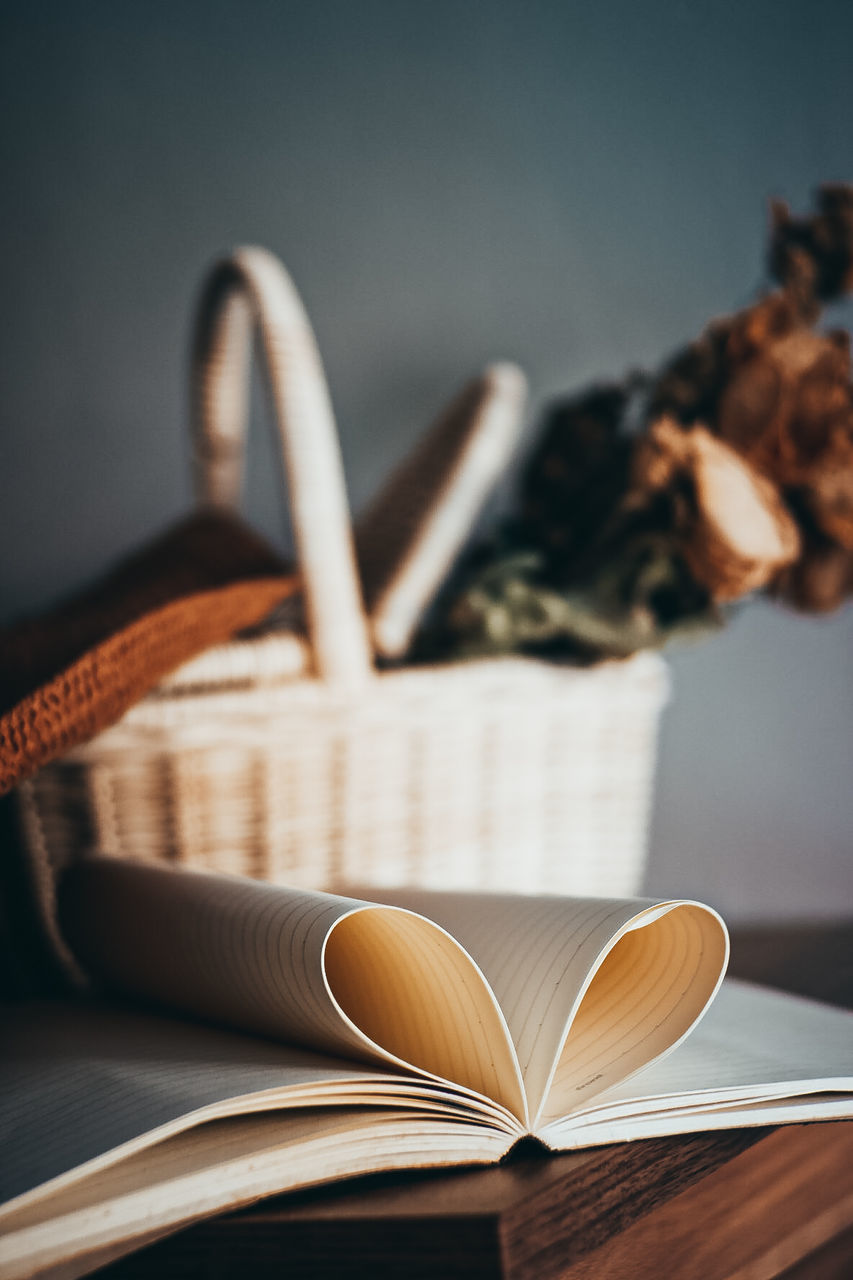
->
[0, 511, 297, 793]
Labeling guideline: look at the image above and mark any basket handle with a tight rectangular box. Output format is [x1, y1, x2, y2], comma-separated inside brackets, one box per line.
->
[191, 246, 372, 687]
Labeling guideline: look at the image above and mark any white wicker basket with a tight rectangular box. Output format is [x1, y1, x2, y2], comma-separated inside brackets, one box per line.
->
[17, 247, 669, 915]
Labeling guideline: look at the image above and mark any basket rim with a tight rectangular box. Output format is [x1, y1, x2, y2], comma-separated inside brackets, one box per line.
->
[52, 650, 671, 761]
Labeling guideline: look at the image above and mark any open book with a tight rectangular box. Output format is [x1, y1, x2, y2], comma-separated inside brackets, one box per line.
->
[2, 859, 852, 1280]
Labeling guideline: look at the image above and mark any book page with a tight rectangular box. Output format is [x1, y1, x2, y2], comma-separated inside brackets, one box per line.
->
[0, 1103, 511, 1280]
[354, 887, 727, 1122]
[541, 979, 853, 1145]
[538, 901, 728, 1123]
[59, 860, 526, 1117]
[0, 998, 412, 1209]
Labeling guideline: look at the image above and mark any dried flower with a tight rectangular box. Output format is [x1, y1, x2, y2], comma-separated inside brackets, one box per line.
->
[717, 325, 853, 485]
[632, 419, 800, 602]
[768, 184, 853, 305]
[426, 185, 853, 664]
[517, 382, 633, 576]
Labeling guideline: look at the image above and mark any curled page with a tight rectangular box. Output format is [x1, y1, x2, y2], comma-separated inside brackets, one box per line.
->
[346, 886, 729, 1123]
[59, 859, 527, 1120]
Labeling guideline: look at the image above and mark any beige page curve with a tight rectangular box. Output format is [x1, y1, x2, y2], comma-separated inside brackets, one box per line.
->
[59, 859, 527, 1119]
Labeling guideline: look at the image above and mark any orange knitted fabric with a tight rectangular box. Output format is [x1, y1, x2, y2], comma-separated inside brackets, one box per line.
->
[0, 512, 298, 794]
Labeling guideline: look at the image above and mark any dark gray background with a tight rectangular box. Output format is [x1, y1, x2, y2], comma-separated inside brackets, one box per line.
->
[1, 0, 851, 919]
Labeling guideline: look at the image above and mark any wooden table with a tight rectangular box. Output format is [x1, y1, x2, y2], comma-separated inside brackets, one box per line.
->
[98, 921, 853, 1280]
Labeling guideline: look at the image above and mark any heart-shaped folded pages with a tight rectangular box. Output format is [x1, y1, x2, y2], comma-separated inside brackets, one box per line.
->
[60, 862, 725, 1133]
[345, 887, 728, 1127]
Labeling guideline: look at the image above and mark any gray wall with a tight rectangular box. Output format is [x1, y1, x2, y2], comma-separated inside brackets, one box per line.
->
[1, 0, 851, 920]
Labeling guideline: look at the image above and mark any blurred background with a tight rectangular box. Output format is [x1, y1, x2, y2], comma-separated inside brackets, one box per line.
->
[1, 0, 851, 921]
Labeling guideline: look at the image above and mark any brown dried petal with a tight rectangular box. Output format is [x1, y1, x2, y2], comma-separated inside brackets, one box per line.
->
[798, 432, 853, 549]
[640, 419, 799, 602]
[649, 294, 801, 436]
[769, 185, 853, 304]
[716, 353, 784, 463]
[630, 415, 691, 491]
[773, 537, 853, 613]
[687, 431, 800, 600]
[780, 335, 853, 475]
[725, 292, 801, 363]
[716, 325, 853, 492]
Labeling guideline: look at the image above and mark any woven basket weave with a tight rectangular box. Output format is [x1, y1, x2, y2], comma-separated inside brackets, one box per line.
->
[17, 247, 668, 908]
